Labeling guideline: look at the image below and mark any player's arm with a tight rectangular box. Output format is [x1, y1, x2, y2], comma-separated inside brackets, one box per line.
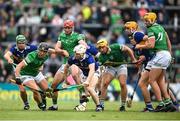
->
[4, 51, 14, 64]
[134, 35, 152, 49]
[55, 41, 69, 57]
[122, 45, 137, 62]
[78, 40, 88, 48]
[15, 60, 26, 78]
[84, 63, 95, 86]
[48, 48, 56, 54]
[165, 32, 172, 54]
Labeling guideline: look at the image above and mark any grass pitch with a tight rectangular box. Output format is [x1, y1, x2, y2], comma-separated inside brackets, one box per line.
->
[0, 98, 179, 120]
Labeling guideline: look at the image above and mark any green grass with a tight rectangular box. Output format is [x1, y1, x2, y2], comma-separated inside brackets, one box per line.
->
[0, 98, 179, 120]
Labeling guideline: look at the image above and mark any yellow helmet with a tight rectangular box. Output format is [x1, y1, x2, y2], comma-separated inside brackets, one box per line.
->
[124, 21, 138, 30]
[143, 12, 157, 24]
[96, 39, 108, 48]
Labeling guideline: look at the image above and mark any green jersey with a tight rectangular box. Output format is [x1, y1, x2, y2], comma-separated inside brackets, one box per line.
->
[147, 23, 168, 51]
[58, 32, 85, 63]
[98, 44, 126, 67]
[20, 51, 48, 76]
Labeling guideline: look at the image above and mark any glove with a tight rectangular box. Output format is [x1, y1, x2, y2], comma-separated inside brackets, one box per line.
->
[15, 77, 22, 85]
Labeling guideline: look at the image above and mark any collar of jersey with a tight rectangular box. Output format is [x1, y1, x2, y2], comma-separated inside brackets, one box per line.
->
[63, 31, 74, 36]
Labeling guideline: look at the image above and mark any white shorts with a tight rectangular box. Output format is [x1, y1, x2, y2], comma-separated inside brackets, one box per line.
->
[80, 68, 101, 83]
[57, 64, 66, 73]
[20, 72, 45, 84]
[146, 50, 171, 70]
[105, 64, 127, 77]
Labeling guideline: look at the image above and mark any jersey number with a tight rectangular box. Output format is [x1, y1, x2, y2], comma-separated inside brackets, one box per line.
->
[157, 32, 163, 41]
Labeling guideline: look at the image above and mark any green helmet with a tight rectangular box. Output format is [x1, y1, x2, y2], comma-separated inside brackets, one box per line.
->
[16, 35, 27, 44]
[38, 42, 49, 52]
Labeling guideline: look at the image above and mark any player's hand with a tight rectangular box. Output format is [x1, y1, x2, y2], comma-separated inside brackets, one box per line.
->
[62, 50, 69, 57]
[135, 56, 145, 68]
[83, 81, 89, 87]
[15, 77, 22, 85]
[130, 39, 136, 45]
[171, 57, 175, 64]
[135, 44, 141, 50]
[8, 59, 14, 64]
[62, 83, 68, 88]
[137, 56, 145, 65]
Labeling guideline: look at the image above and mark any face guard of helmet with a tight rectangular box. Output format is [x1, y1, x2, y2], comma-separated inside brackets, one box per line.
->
[16, 35, 27, 51]
[38, 42, 49, 52]
[96, 39, 108, 49]
[124, 21, 138, 34]
[143, 12, 157, 26]
[73, 44, 87, 59]
[16, 35, 27, 44]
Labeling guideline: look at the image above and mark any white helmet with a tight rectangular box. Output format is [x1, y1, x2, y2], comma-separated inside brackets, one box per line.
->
[73, 44, 87, 54]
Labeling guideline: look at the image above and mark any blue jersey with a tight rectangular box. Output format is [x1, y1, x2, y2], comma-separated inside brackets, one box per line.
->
[10, 44, 37, 64]
[68, 53, 99, 76]
[86, 44, 98, 56]
[133, 31, 155, 63]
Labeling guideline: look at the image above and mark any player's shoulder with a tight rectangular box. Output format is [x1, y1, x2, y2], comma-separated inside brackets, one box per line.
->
[27, 44, 37, 49]
[10, 44, 18, 52]
[110, 43, 122, 49]
[27, 50, 37, 57]
[59, 31, 66, 37]
[10, 44, 17, 49]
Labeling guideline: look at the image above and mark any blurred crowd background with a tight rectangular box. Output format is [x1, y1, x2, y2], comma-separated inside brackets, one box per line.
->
[0, 0, 180, 88]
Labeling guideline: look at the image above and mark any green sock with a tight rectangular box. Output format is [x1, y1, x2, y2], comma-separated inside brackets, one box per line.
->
[52, 98, 57, 105]
[163, 98, 172, 105]
[158, 101, 164, 106]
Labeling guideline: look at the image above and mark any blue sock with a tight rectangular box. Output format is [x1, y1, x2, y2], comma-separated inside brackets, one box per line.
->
[100, 100, 104, 107]
[146, 102, 153, 109]
[173, 101, 178, 106]
[24, 101, 29, 105]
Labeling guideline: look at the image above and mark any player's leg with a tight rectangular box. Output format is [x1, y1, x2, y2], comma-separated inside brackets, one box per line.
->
[138, 70, 154, 112]
[157, 71, 177, 112]
[48, 65, 65, 110]
[117, 65, 127, 111]
[99, 66, 114, 110]
[148, 68, 165, 112]
[70, 64, 82, 84]
[35, 72, 52, 108]
[18, 85, 30, 110]
[23, 79, 46, 111]
[147, 51, 171, 112]
[85, 71, 102, 111]
[70, 65, 90, 110]
[168, 88, 179, 109]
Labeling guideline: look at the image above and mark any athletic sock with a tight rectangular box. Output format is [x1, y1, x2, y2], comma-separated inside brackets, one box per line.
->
[172, 100, 178, 106]
[158, 101, 165, 106]
[100, 99, 104, 107]
[52, 98, 57, 106]
[121, 101, 126, 107]
[145, 102, 153, 109]
[24, 101, 29, 106]
[163, 98, 172, 105]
